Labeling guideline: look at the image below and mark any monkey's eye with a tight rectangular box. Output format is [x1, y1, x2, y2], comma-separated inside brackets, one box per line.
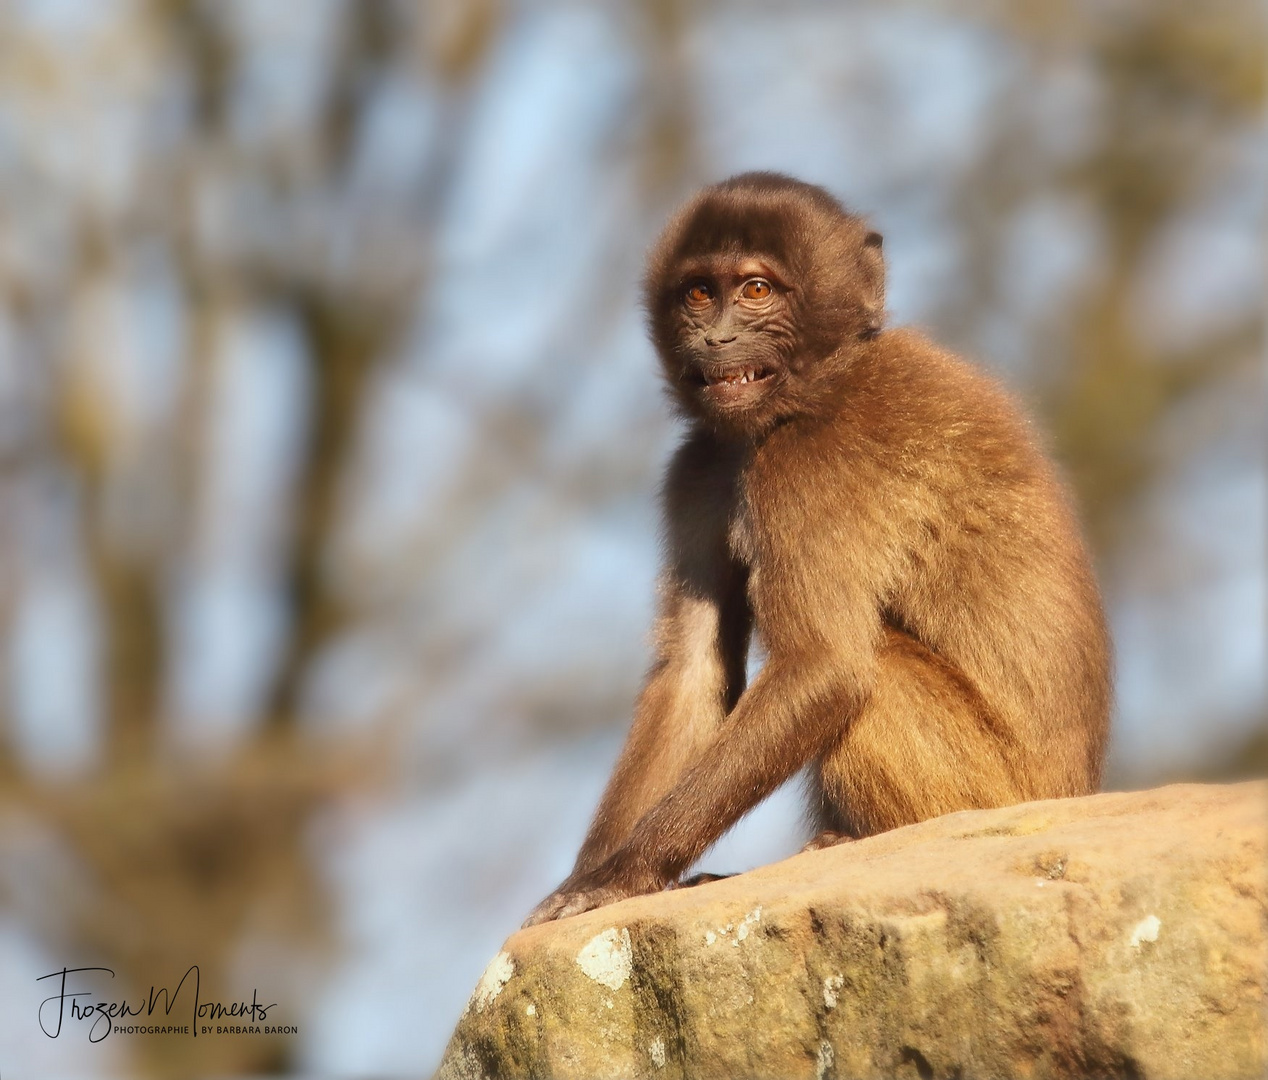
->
[684, 282, 713, 308]
[741, 279, 773, 301]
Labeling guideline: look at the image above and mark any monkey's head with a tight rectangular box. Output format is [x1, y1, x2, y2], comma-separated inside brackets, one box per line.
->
[645, 172, 885, 436]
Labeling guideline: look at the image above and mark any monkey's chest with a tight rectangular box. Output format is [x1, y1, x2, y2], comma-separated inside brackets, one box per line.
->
[726, 502, 759, 571]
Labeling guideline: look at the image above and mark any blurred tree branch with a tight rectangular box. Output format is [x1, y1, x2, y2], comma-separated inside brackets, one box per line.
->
[937, 0, 1264, 553]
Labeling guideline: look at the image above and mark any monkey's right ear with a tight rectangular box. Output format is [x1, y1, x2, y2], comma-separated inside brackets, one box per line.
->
[859, 229, 886, 335]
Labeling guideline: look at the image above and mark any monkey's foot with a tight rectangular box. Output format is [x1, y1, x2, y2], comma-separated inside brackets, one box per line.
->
[801, 830, 855, 852]
[675, 872, 735, 888]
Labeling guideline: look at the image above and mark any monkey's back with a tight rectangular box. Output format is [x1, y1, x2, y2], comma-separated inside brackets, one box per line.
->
[743, 328, 1111, 797]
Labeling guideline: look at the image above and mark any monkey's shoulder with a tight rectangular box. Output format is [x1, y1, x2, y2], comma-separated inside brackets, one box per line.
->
[815, 329, 1058, 498]
[863, 329, 1041, 442]
[734, 332, 1069, 554]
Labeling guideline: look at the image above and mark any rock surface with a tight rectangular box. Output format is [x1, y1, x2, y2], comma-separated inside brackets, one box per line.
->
[437, 782, 1266, 1080]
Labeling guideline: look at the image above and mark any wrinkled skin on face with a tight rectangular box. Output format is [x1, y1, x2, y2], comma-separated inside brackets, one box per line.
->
[645, 172, 885, 438]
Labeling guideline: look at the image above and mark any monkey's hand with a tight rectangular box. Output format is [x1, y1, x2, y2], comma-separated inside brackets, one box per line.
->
[521, 861, 665, 928]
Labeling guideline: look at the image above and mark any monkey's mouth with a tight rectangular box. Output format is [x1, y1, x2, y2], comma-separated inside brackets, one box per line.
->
[694, 364, 778, 403]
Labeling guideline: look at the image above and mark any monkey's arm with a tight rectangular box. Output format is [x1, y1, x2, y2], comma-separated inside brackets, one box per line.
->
[523, 592, 878, 927]
[569, 554, 751, 877]
[563, 434, 752, 878]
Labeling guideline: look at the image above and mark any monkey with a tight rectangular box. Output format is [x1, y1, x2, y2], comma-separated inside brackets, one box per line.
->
[523, 172, 1111, 927]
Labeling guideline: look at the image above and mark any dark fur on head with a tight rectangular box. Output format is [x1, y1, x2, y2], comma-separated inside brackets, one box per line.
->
[644, 172, 884, 436]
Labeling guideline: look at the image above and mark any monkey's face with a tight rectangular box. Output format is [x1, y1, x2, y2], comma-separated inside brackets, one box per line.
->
[668, 256, 797, 423]
[644, 174, 886, 437]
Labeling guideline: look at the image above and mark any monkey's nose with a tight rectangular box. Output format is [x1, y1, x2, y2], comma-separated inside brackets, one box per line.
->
[705, 332, 737, 347]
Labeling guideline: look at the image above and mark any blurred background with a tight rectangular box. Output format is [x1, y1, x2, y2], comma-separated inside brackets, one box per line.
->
[0, 0, 1262, 1076]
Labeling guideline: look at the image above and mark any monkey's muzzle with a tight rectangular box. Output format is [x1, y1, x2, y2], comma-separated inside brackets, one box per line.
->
[695, 363, 778, 407]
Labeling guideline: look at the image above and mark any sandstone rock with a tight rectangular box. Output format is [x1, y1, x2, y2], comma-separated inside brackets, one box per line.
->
[437, 782, 1266, 1080]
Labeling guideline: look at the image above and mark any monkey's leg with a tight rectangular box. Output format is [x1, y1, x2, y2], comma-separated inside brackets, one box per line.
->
[569, 582, 750, 876]
[815, 629, 1027, 838]
[801, 768, 861, 849]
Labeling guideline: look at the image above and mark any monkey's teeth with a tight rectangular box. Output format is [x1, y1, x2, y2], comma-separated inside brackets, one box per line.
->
[706, 370, 762, 386]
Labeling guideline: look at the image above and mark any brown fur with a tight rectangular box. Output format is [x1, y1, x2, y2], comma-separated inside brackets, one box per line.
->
[523, 173, 1111, 927]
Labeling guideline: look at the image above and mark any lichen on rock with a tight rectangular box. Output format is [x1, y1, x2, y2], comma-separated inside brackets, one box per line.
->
[465, 951, 514, 1016]
[575, 927, 633, 990]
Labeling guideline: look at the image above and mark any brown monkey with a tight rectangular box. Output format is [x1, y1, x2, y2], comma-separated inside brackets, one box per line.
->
[523, 172, 1110, 927]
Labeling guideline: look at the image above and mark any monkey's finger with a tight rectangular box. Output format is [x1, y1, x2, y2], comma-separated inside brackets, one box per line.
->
[521, 893, 571, 928]
[562, 881, 640, 919]
[553, 893, 603, 920]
